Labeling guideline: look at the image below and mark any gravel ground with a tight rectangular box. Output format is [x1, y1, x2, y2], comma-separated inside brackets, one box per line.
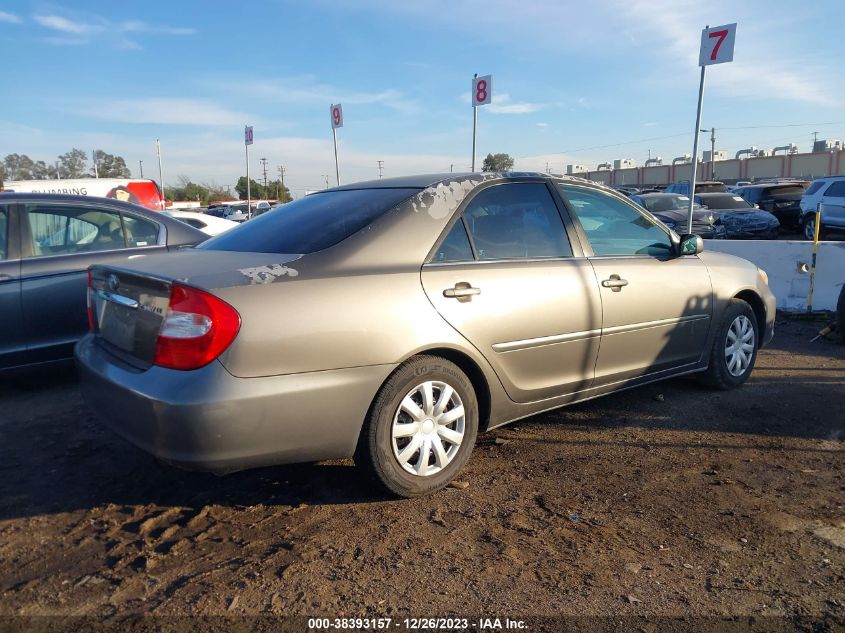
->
[0, 318, 842, 631]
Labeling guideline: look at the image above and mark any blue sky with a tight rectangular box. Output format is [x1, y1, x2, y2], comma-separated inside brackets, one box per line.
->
[1, 0, 843, 196]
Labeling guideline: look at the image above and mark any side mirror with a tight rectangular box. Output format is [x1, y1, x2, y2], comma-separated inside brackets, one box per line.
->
[679, 234, 704, 255]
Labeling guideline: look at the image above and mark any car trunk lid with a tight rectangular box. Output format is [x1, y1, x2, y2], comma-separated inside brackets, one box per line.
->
[88, 250, 302, 368]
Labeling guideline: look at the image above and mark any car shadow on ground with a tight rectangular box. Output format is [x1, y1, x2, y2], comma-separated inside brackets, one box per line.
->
[1, 318, 842, 521]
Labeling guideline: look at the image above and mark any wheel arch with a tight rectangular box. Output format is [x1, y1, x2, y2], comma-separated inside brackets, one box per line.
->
[378, 347, 493, 432]
[734, 290, 766, 342]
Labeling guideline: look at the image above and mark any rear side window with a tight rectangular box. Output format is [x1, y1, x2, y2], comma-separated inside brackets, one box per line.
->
[0, 208, 7, 260]
[201, 188, 420, 254]
[122, 215, 160, 247]
[431, 221, 473, 263]
[805, 181, 826, 195]
[825, 181, 845, 197]
[461, 183, 572, 260]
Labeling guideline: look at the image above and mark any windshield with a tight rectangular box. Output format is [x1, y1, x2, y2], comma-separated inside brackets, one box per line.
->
[697, 194, 753, 210]
[200, 187, 421, 254]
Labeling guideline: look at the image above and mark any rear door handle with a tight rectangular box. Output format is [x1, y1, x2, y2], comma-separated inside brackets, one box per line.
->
[601, 275, 628, 292]
[443, 282, 481, 301]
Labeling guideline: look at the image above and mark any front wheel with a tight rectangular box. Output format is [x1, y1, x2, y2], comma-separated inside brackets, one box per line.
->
[355, 356, 479, 497]
[699, 299, 759, 390]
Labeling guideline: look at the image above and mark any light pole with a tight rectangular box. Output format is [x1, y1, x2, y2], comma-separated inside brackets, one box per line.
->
[701, 127, 716, 179]
[139, 160, 143, 178]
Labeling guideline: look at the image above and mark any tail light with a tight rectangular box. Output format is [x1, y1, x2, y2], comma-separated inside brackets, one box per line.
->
[153, 284, 241, 370]
[86, 269, 96, 332]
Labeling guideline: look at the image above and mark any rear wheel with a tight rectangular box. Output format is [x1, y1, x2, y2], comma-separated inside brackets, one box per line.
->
[803, 214, 825, 241]
[355, 356, 479, 497]
[699, 299, 759, 390]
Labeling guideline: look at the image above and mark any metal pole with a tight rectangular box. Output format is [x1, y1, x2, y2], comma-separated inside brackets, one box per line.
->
[139, 160, 143, 178]
[156, 140, 164, 207]
[710, 128, 716, 179]
[246, 143, 251, 219]
[807, 203, 822, 312]
[687, 64, 707, 234]
[332, 127, 340, 186]
[471, 105, 478, 172]
[92, 150, 99, 178]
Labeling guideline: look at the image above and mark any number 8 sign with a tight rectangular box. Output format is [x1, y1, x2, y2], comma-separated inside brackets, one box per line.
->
[330, 103, 343, 129]
[472, 75, 492, 107]
[699, 23, 736, 66]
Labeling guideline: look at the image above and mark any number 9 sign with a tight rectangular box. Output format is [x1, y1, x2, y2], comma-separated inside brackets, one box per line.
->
[472, 75, 492, 107]
[330, 103, 343, 129]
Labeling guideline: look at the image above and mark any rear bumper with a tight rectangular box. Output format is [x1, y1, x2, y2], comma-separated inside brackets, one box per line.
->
[75, 335, 395, 474]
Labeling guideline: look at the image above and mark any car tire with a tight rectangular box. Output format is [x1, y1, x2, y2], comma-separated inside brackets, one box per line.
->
[699, 299, 759, 390]
[355, 355, 479, 498]
[803, 214, 826, 241]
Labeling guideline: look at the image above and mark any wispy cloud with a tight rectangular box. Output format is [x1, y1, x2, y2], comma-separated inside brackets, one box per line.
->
[0, 10, 22, 24]
[223, 76, 419, 114]
[68, 98, 252, 126]
[536, 122, 549, 128]
[459, 92, 543, 114]
[32, 9, 196, 48]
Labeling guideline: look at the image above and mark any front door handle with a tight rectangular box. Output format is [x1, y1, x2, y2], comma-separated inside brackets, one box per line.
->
[0, 274, 13, 282]
[443, 282, 481, 302]
[601, 274, 628, 292]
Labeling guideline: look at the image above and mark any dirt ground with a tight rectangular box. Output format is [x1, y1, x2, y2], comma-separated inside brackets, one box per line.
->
[0, 318, 843, 631]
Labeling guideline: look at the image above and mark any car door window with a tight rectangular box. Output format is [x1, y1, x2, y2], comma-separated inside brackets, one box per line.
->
[25, 204, 126, 257]
[122, 214, 160, 247]
[0, 208, 7, 260]
[560, 185, 673, 257]
[461, 183, 572, 260]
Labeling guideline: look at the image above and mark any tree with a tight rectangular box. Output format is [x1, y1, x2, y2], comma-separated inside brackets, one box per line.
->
[268, 178, 292, 203]
[235, 176, 267, 200]
[3, 154, 36, 180]
[92, 150, 131, 178]
[482, 153, 515, 172]
[58, 148, 88, 178]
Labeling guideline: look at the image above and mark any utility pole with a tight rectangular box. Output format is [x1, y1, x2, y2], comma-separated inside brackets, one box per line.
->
[277, 165, 286, 200]
[259, 157, 269, 197]
[377, 160, 384, 178]
[450, 164, 454, 173]
[545, 161, 551, 174]
[92, 150, 99, 178]
[700, 127, 716, 179]
[138, 160, 143, 178]
[55, 161, 60, 179]
[322, 175, 330, 189]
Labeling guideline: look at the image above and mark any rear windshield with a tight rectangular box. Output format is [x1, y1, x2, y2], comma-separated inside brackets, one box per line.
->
[639, 195, 691, 212]
[695, 182, 727, 193]
[200, 188, 420, 254]
[763, 185, 805, 197]
[697, 194, 752, 209]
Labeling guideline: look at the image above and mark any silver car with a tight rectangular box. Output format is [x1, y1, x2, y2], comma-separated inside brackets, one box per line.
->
[76, 173, 775, 497]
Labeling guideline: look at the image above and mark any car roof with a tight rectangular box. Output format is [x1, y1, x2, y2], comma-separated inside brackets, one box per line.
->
[636, 192, 686, 198]
[326, 171, 606, 192]
[739, 183, 805, 189]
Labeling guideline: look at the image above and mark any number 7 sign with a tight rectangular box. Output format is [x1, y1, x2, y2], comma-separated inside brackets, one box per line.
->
[699, 23, 736, 66]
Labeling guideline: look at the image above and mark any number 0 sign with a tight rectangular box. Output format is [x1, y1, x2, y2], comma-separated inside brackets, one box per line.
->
[472, 75, 492, 107]
[330, 104, 343, 129]
[699, 23, 737, 66]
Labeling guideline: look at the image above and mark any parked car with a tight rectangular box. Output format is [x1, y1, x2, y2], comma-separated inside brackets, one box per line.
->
[735, 182, 807, 231]
[164, 210, 239, 236]
[799, 175, 845, 240]
[223, 204, 249, 223]
[694, 192, 780, 239]
[76, 173, 775, 497]
[630, 192, 726, 239]
[0, 193, 207, 371]
[665, 181, 728, 196]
